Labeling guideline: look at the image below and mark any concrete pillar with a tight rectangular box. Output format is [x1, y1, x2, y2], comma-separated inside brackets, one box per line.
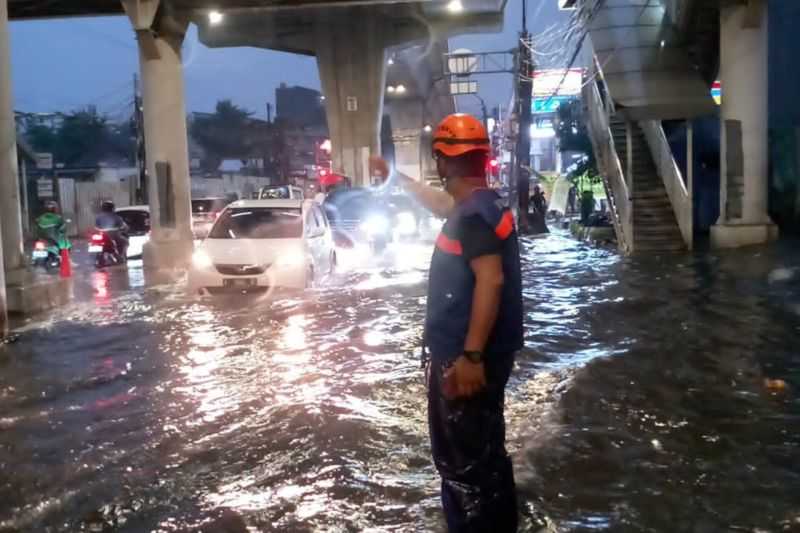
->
[711, 0, 778, 248]
[315, 9, 387, 187]
[128, 7, 193, 268]
[0, 0, 24, 280]
[0, 0, 5, 334]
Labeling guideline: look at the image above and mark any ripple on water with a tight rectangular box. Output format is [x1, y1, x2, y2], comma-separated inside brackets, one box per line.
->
[0, 233, 799, 531]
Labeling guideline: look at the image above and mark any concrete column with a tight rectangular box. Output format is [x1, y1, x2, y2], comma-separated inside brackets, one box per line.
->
[135, 24, 194, 268]
[712, 0, 778, 248]
[315, 9, 387, 187]
[388, 97, 425, 180]
[0, 0, 5, 334]
[0, 0, 24, 279]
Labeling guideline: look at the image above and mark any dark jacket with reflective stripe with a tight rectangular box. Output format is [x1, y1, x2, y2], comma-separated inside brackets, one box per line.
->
[424, 189, 523, 362]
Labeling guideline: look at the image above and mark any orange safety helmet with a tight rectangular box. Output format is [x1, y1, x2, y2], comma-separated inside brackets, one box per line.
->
[432, 113, 490, 158]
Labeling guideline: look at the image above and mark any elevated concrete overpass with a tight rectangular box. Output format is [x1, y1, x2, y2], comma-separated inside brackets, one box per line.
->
[0, 0, 507, 334]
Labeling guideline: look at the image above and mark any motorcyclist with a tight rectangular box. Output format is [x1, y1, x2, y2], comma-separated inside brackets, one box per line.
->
[95, 200, 129, 259]
[35, 201, 71, 252]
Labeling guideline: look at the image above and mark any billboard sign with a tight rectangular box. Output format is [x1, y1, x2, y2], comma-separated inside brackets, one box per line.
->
[532, 95, 574, 114]
[532, 68, 583, 98]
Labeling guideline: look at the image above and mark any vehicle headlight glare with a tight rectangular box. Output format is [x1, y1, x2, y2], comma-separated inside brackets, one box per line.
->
[396, 211, 417, 235]
[361, 215, 390, 235]
[192, 250, 213, 269]
[276, 250, 305, 267]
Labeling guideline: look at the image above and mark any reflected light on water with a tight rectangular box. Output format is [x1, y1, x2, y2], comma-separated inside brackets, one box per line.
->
[92, 271, 110, 303]
[281, 314, 307, 350]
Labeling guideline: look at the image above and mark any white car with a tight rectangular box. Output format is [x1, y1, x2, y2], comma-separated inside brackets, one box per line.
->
[116, 205, 150, 259]
[188, 199, 336, 294]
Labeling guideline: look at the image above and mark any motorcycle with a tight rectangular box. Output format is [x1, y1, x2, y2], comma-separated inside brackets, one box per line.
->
[31, 239, 63, 270]
[89, 229, 127, 268]
[33, 215, 71, 271]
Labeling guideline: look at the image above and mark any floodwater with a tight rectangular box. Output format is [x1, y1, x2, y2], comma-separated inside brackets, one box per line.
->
[1, 232, 798, 532]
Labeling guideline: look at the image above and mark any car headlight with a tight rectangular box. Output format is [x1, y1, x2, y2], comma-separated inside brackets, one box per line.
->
[275, 250, 306, 267]
[360, 214, 390, 236]
[396, 211, 417, 236]
[192, 250, 213, 269]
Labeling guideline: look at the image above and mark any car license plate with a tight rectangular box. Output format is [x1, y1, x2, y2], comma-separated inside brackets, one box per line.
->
[223, 278, 256, 288]
[32, 250, 48, 259]
[88, 245, 103, 253]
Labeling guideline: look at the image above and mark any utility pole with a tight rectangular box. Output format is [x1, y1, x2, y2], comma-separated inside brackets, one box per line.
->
[133, 73, 147, 204]
[515, 0, 533, 232]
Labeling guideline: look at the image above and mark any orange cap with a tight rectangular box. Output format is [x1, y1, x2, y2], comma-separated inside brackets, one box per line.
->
[432, 113, 490, 157]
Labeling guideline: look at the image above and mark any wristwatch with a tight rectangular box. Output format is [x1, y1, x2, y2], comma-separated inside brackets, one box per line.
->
[463, 350, 484, 364]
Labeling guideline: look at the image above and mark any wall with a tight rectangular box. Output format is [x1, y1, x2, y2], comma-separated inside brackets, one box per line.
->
[191, 175, 274, 200]
[768, 0, 800, 232]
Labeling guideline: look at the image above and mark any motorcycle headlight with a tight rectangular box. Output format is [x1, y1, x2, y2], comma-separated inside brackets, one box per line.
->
[361, 215, 390, 236]
[192, 250, 213, 270]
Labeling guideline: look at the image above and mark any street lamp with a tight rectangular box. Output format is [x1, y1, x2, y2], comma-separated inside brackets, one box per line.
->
[423, 124, 433, 133]
[447, 0, 464, 13]
[208, 10, 223, 24]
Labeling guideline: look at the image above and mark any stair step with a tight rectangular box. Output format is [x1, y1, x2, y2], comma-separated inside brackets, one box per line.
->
[634, 243, 686, 253]
[633, 192, 670, 199]
[634, 226, 683, 235]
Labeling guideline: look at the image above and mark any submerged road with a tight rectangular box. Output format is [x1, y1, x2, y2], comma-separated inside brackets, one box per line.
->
[1, 232, 798, 532]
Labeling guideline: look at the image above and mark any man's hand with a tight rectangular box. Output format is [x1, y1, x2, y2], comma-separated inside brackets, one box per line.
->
[442, 356, 487, 399]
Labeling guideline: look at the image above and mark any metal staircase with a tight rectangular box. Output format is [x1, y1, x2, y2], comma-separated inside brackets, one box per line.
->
[610, 119, 685, 252]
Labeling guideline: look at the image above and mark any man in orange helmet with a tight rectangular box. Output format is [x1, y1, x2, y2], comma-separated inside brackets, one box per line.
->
[371, 113, 522, 531]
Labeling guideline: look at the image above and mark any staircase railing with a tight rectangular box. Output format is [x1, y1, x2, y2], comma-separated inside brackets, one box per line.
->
[583, 78, 633, 254]
[639, 120, 693, 250]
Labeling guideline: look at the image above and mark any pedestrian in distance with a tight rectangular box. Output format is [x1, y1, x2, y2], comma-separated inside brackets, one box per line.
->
[370, 112, 523, 532]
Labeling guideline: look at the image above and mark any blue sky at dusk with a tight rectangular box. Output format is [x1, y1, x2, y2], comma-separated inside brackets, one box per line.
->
[10, 2, 567, 121]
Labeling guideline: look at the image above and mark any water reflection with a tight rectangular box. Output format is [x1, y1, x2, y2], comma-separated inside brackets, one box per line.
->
[0, 233, 798, 532]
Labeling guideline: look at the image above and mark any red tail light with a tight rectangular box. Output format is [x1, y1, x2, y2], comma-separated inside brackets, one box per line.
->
[34, 241, 46, 250]
[91, 233, 104, 242]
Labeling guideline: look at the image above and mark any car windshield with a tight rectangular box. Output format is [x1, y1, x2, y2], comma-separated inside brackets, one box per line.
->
[208, 207, 302, 239]
[192, 199, 228, 214]
[117, 210, 150, 234]
[260, 187, 288, 199]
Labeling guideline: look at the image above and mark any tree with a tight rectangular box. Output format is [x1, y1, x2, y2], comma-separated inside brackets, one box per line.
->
[190, 100, 258, 170]
[22, 108, 135, 167]
[555, 98, 600, 189]
[25, 121, 58, 154]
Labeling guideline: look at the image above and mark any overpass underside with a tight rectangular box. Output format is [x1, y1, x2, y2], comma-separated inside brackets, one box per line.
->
[573, 0, 777, 253]
[0, 0, 506, 332]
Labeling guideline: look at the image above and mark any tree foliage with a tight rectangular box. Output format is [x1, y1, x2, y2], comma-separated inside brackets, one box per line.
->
[23, 108, 135, 167]
[555, 99, 600, 187]
[190, 100, 260, 170]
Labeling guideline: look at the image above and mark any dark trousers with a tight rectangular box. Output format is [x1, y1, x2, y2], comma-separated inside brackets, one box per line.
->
[427, 354, 518, 533]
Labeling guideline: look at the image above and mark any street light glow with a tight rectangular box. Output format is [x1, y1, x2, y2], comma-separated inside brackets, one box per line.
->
[387, 86, 396, 94]
[388, 58, 395, 66]
[423, 124, 433, 133]
[447, 0, 464, 13]
[395, 84, 407, 94]
[208, 10, 223, 24]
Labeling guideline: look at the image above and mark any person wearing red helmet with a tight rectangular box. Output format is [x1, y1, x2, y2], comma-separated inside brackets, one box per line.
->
[371, 113, 522, 531]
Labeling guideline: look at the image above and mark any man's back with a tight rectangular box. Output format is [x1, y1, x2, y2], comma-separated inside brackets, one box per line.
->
[95, 211, 125, 231]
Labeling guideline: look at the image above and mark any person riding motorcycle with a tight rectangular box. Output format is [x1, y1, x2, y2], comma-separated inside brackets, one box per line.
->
[95, 200, 129, 259]
[35, 200, 71, 253]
